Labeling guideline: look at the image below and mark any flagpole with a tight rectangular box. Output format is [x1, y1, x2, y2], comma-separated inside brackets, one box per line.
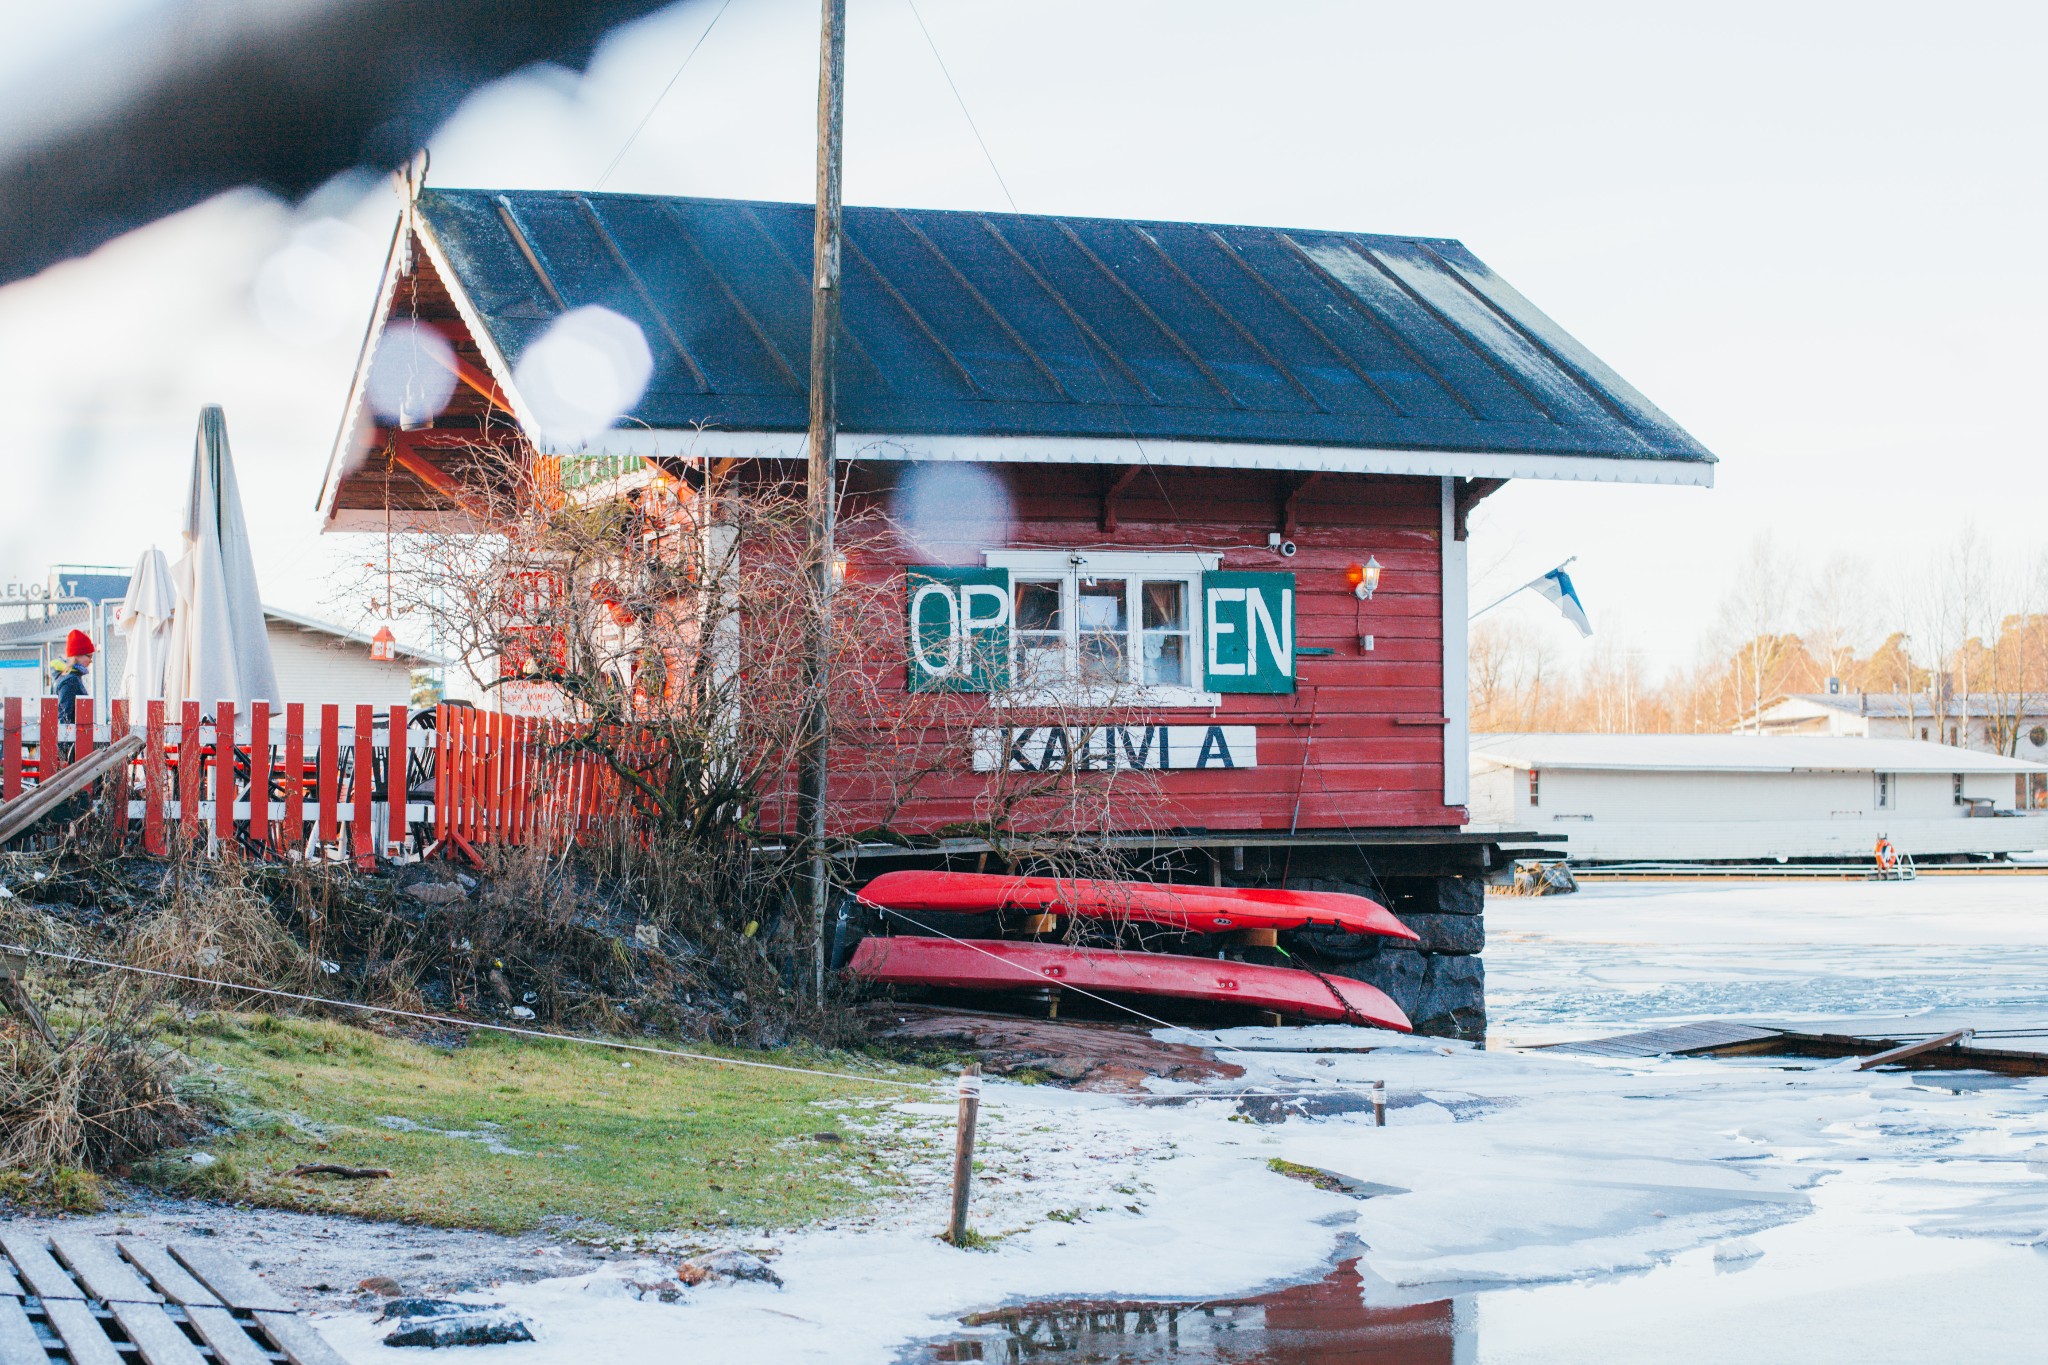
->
[1469, 556, 1576, 622]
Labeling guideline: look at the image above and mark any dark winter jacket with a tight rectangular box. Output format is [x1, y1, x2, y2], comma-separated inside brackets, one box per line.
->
[52, 662, 88, 724]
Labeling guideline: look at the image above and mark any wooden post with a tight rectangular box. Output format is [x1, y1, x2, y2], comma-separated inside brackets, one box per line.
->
[433, 705, 450, 845]
[797, 0, 847, 1003]
[1, 697, 20, 800]
[143, 701, 167, 854]
[352, 704, 374, 868]
[178, 701, 202, 844]
[386, 705, 407, 856]
[214, 701, 236, 851]
[249, 701, 270, 850]
[947, 1063, 982, 1246]
[1372, 1079, 1386, 1127]
[73, 698, 95, 764]
[317, 704, 340, 851]
[40, 698, 62, 775]
[283, 702, 305, 853]
[108, 699, 130, 848]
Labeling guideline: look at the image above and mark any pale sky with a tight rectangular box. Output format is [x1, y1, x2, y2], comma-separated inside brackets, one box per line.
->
[2, 0, 2042, 675]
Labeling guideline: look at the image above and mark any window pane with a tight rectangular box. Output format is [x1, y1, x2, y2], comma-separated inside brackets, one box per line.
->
[1143, 632, 1187, 686]
[1077, 579, 1128, 685]
[1141, 581, 1186, 630]
[1014, 580, 1062, 631]
[1077, 580, 1127, 631]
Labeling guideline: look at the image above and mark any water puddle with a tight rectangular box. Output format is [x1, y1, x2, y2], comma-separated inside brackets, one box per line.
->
[914, 1260, 1467, 1363]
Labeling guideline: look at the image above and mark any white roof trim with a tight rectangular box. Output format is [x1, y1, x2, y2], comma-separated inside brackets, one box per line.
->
[540, 428, 1715, 487]
[317, 204, 537, 528]
[318, 209, 408, 522]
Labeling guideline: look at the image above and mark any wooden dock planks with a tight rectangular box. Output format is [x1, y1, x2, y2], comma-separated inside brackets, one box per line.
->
[0, 1232, 344, 1365]
[0, 1297, 45, 1365]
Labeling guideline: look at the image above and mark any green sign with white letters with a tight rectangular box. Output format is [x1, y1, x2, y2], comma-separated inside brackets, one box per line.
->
[1202, 571, 1295, 694]
[907, 567, 1010, 692]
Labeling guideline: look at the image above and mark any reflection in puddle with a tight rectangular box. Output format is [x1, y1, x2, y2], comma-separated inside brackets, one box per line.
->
[918, 1260, 1469, 1363]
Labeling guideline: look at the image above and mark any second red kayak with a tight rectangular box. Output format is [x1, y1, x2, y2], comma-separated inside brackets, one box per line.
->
[848, 935, 1411, 1031]
[857, 870, 1418, 941]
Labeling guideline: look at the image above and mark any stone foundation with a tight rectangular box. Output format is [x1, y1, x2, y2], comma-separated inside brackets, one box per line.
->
[1281, 862, 1488, 1042]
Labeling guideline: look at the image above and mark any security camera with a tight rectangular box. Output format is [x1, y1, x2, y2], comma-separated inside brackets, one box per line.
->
[1277, 540, 1297, 558]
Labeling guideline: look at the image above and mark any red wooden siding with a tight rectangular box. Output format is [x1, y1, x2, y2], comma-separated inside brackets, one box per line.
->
[820, 465, 1459, 837]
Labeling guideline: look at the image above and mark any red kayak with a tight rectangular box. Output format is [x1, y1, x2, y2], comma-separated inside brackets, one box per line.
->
[857, 870, 1417, 942]
[847, 935, 1412, 1031]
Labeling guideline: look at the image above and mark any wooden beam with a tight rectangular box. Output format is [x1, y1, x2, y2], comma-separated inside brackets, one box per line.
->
[1855, 1028, 1974, 1070]
[1282, 471, 1325, 538]
[1453, 476, 1507, 540]
[1100, 464, 1143, 532]
[389, 441, 498, 523]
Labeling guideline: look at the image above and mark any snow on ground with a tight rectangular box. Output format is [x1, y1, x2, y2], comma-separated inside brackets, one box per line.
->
[309, 878, 2048, 1362]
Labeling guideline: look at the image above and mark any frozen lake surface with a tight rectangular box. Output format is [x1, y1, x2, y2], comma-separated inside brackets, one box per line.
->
[1489, 877, 2048, 1040]
[312, 878, 2048, 1364]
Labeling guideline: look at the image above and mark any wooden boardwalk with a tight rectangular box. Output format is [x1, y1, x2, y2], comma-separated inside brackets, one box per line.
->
[0, 1232, 343, 1365]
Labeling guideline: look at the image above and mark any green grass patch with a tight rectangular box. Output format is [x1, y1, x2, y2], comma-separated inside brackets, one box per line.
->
[1266, 1157, 1347, 1192]
[143, 1013, 935, 1237]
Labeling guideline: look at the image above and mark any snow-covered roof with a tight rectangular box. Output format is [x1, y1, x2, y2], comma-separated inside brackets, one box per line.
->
[1768, 692, 2048, 720]
[1470, 733, 2048, 775]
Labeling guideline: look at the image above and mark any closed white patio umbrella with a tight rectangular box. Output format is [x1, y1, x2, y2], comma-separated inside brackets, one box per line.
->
[115, 545, 177, 710]
[163, 405, 279, 709]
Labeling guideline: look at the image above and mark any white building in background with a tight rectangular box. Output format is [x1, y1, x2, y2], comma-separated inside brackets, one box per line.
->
[1745, 690, 2048, 754]
[0, 601, 445, 711]
[1469, 733, 2048, 863]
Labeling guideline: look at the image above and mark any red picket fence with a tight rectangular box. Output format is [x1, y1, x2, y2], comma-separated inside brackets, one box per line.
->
[0, 699, 623, 866]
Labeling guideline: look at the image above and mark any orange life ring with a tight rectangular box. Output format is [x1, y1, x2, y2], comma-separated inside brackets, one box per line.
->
[1874, 838, 1898, 871]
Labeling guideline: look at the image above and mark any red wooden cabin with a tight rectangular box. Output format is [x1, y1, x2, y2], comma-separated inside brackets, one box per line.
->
[316, 189, 1713, 1035]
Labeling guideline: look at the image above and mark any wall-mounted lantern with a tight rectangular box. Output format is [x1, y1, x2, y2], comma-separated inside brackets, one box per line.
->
[1347, 556, 1382, 601]
[369, 625, 398, 662]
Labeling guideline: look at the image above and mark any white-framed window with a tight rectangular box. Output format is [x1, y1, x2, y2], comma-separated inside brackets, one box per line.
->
[1874, 772, 1892, 809]
[984, 550, 1220, 706]
[1527, 769, 1541, 808]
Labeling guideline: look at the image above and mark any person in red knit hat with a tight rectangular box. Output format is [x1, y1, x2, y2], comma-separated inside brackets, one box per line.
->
[51, 628, 94, 724]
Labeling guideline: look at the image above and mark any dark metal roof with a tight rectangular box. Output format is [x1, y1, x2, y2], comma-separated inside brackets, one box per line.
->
[415, 188, 1712, 464]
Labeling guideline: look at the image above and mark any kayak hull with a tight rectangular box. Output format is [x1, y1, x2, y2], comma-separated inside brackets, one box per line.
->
[847, 935, 1411, 1032]
[858, 870, 1417, 942]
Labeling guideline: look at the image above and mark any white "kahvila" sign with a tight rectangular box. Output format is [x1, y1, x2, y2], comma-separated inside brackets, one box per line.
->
[973, 725, 1257, 772]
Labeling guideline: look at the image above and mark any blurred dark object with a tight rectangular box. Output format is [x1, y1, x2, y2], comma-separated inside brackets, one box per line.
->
[0, 0, 681, 288]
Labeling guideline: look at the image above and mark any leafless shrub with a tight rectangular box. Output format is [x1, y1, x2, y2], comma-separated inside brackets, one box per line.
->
[0, 986, 200, 1191]
[127, 864, 320, 1002]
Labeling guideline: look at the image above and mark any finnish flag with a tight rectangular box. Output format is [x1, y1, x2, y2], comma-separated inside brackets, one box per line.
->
[1532, 567, 1592, 637]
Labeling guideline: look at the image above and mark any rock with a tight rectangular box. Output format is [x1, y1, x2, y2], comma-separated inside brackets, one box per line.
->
[681, 1249, 782, 1287]
[358, 1277, 404, 1297]
[1511, 862, 1578, 896]
[383, 1308, 535, 1348]
[376, 1298, 495, 1323]
[510, 1006, 536, 1021]
[1324, 948, 1425, 1018]
[1387, 912, 1484, 956]
[403, 881, 467, 906]
[1410, 955, 1486, 1041]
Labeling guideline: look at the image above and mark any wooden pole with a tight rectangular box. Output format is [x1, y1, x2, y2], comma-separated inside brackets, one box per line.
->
[1372, 1078, 1386, 1127]
[947, 1063, 982, 1246]
[797, 0, 847, 1002]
